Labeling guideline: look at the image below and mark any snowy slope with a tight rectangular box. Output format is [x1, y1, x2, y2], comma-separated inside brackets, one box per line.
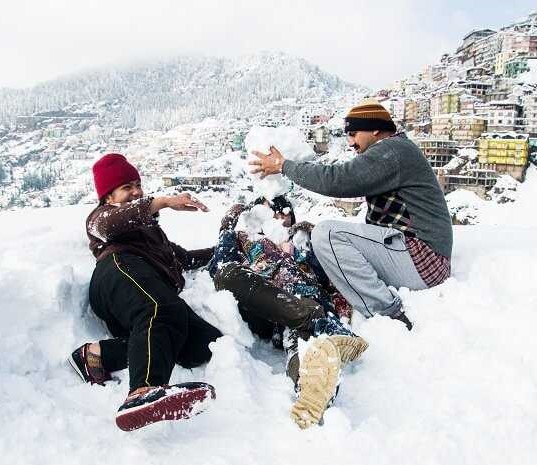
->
[0, 52, 362, 129]
[1, 184, 537, 465]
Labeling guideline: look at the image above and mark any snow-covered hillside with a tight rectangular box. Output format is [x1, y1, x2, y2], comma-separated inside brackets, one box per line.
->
[1, 172, 537, 465]
[0, 52, 364, 130]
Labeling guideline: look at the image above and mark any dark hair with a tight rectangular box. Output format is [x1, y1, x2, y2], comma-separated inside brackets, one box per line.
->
[253, 195, 296, 225]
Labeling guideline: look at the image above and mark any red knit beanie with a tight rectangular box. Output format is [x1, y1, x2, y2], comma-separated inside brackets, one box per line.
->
[92, 153, 141, 200]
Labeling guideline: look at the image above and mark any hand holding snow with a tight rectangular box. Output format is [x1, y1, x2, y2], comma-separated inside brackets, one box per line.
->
[245, 126, 314, 200]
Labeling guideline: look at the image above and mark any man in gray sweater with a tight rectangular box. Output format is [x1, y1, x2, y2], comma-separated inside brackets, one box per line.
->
[250, 99, 453, 330]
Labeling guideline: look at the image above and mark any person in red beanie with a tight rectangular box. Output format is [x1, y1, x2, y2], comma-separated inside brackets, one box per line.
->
[69, 153, 222, 431]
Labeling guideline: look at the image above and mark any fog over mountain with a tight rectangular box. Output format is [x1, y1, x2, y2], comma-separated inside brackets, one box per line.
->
[0, 52, 365, 130]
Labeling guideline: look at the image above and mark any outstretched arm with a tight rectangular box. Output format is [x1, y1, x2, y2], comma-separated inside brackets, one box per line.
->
[219, 203, 248, 232]
[150, 192, 209, 215]
[250, 143, 400, 198]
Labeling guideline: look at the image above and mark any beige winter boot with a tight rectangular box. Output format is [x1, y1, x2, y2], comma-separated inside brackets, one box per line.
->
[290, 337, 341, 429]
[329, 334, 369, 364]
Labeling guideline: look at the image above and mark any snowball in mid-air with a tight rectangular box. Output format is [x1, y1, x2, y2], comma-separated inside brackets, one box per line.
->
[245, 126, 314, 201]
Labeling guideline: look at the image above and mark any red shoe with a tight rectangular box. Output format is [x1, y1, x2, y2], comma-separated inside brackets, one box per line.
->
[116, 382, 216, 431]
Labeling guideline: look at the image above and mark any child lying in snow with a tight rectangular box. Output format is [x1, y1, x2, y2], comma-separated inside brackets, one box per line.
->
[208, 195, 369, 429]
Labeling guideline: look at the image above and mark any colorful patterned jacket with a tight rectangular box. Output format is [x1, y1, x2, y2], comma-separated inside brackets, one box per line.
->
[213, 204, 352, 319]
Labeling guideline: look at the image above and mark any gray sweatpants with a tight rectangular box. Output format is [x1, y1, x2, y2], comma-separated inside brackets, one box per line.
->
[311, 220, 427, 319]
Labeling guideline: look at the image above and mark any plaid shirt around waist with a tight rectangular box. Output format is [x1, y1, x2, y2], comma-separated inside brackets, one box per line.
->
[405, 236, 450, 287]
[366, 191, 450, 288]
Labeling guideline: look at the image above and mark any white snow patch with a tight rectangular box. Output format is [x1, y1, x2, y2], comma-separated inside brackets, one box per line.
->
[292, 229, 310, 251]
[1, 183, 537, 464]
[181, 271, 255, 348]
[235, 203, 289, 244]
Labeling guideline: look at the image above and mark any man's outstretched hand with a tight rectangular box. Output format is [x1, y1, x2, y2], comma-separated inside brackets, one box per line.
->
[249, 146, 285, 179]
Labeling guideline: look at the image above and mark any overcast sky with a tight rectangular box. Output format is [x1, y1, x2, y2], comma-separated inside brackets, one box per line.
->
[1, 0, 536, 90]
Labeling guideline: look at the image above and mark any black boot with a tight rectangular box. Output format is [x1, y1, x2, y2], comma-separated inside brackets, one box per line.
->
[390, 310, 413, 331]
[283, 328, 300, 389]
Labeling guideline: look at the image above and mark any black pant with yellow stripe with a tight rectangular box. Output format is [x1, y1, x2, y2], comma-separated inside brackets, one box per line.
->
[89, 253, 222, 392]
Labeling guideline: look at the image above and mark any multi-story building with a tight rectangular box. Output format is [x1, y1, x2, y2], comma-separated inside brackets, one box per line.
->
[457, 29, 497, 67]
[484, 87, 511, 103]
[473, 33, 502, 72]
[422, 64, 447, 84]
[478, 101, 524, 132]
[381, 98, 405, 122]
[504, 56, 535, 77]
[431, 115, 453, 138]
[442, 93, 461, 114]
[430, 96, 442, 117]
[451, 115, 487, 143]
[459, 94, 480, 114]
[416, 98, 431, 122]
[459, 81, 493, 98]
[495, 30, 537, 74]
[522, 94, 537, 136]
[437, 164, 498, 198]
[478, 133, 529, 176]
[503, 32, 537, 57]
[431, 92, 460, 117]
[404, 99, 418, 124]
[417, 138, 458, 170]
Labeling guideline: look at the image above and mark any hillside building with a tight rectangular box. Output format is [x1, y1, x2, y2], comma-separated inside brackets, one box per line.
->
[478, 133, 529, 170]
[162, 174, 231, 191]
[477, 101, 524, 132]
[522, 94, 537, 136]
[417, 139, 458, 170]
[437, 163, 498, 198]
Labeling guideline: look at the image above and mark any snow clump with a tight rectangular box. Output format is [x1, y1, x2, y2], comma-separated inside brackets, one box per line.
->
[245, 126, 314, 201]
[235, 204, 289, 245]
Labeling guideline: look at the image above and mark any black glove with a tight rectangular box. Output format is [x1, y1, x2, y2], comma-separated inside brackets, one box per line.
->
[390, 310, 413, 331]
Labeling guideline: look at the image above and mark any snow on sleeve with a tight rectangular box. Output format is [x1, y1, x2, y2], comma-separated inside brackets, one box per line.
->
[245, 126, 314, 200]
[234, 203, 289, 244]
[88, 197, 154, 241]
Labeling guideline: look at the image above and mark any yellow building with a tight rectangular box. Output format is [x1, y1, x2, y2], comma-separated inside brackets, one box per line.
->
[441, 93, 460, 114]
[451, 115, 487, 143]
[478, 135, 529, 166]
[431, 93, 460, 117]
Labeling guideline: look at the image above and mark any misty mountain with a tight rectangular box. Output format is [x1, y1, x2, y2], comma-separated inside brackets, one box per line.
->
[0, 52, 362, 130]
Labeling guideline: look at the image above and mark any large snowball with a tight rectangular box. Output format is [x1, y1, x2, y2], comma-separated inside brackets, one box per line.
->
[245, 126, 314, 201]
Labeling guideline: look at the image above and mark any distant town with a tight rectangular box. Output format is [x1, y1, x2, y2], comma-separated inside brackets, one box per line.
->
[0, 11, 536, 211]
[377, 11, 537, 197]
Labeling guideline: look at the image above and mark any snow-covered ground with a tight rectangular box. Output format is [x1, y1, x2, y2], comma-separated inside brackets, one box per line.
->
[1, 177, 537, 465]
